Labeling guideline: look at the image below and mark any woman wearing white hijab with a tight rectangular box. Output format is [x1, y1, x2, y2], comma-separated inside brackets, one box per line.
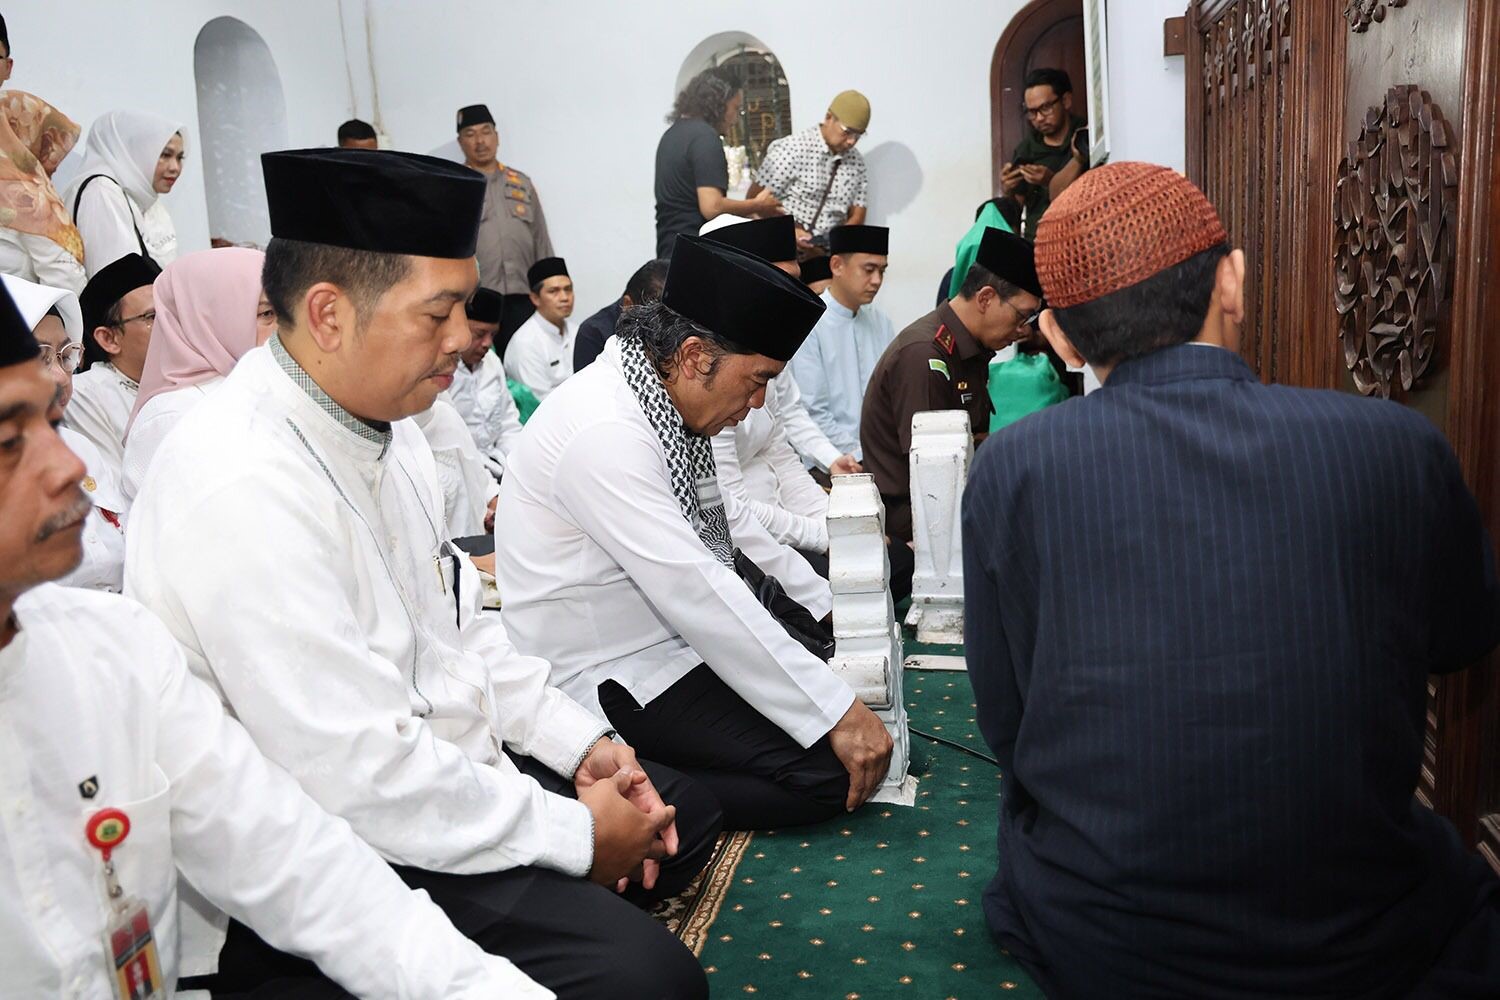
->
[63, 109, 184, 277]
[1, 271, 127, 592]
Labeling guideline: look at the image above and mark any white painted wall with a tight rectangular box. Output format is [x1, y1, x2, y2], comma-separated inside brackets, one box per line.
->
[360, 0, 1026, 327]
[1106, 0, 1187, 172]
[3, 1, 353, 256]
[6, 0, 1182, 324]
[194, 16, 290, 246]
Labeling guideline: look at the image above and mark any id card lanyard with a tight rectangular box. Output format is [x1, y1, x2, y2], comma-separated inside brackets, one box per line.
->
[86, 808, 166, 1000]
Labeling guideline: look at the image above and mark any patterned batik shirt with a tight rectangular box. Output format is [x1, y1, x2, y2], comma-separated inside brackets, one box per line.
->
[754, 125, 868, 236]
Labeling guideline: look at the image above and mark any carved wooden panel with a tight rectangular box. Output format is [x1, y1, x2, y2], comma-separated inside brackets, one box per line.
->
[1333, 85, 1457, 398]
[1344, 0, 1410, 32]
[1187, 0, 1319, 386]
[1189, 0, 1500, 868]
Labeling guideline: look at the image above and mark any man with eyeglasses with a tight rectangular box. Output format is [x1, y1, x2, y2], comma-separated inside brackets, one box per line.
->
[1000, 68, 1089, 240]
[2, 272, 126, 591]
[66, 253, 161, 471]
[749, 90, 871, 250]
[859, 228, 1041, 543]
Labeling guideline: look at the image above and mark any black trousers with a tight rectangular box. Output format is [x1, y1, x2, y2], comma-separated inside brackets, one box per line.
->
[600, 664, 850, 832]
[182, 757, 719, 999]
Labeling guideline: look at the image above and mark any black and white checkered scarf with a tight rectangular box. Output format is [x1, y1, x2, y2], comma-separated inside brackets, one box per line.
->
[616, 333, 735, 567]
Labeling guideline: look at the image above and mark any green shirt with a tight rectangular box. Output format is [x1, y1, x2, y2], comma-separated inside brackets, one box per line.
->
[947, 202, 1016, 299]
[1010, 115, 1088, 239]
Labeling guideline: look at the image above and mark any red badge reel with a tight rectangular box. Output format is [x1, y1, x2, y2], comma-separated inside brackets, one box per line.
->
[85, 808, 165, 1000]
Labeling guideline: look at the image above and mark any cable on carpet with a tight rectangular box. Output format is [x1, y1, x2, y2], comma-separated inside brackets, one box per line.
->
[909, 726, 1000, 767]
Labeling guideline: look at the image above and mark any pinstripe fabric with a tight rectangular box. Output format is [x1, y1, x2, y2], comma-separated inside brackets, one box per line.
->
[962, 343, 1500, 999]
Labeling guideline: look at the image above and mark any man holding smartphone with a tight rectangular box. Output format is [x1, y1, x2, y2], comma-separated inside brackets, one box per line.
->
[1000, 68, 1089, 239]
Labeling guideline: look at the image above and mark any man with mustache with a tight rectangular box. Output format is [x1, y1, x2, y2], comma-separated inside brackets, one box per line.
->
[0, 280, 552, 997]
[126, 148, 717, 999]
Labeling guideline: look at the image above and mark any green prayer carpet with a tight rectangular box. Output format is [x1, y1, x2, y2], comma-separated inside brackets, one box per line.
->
[694, 645, 1044, 999]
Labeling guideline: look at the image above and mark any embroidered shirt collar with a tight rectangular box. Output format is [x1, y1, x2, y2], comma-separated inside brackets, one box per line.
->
[269, 335, 392, 454]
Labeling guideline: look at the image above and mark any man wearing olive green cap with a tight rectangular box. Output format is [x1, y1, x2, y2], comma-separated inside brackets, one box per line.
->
[750, 89, 871, 248]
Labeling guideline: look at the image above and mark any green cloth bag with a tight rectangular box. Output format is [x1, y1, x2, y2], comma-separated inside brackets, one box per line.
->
[988, 351, 1068, 432]
[507, 378, 541, 425]
[948, 202, 1016, 299]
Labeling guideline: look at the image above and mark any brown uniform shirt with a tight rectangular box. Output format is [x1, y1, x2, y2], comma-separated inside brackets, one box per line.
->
[859, 302, 993, 540]
[474, 164, 554, 296]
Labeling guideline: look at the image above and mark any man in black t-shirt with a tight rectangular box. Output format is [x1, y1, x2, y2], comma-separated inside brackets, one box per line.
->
[653, 67, 780, 257]
[1000, 68, 1088, 239]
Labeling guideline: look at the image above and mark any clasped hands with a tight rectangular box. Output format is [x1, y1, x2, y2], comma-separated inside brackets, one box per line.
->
[574, 737, 678, 893]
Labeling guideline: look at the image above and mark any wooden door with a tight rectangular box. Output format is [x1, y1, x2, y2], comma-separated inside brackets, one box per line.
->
[1187, 0, 1500, 869]
[990, 0, 1088, 197]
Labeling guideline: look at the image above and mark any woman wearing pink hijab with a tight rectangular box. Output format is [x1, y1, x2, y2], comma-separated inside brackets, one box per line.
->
[121, 246, 276, 499]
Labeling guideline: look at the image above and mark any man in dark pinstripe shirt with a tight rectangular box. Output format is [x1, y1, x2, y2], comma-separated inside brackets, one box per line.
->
[963, 163, 1500, 998]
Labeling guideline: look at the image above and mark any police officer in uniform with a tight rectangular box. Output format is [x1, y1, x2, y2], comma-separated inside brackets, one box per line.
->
[859, 228, 1041, 542]
[456, 103, 555, 348]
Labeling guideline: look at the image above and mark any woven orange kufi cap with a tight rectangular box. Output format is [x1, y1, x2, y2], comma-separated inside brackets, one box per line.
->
[1034, 162, 1227, 309]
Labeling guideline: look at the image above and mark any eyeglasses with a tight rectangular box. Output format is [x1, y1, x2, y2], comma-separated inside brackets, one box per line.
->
[38, 342, 84, 373]
[1023, 96, 1063, 119]
[831, 118, 866, 142]
[1005, 299, 1045, 332]
[114, 309, 156, 329]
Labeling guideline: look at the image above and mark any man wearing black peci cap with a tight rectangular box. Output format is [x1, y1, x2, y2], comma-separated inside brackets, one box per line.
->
[126, 147, 718, 1000]
[67, 252, 161, 470]
[503, 255, 575, 400]
[496, 234, 894, 833]
[860, 227, 1043, 543]
[0, 277, 547, 998]
[445, 286, 522, 478]
[456, 103, 555, 343]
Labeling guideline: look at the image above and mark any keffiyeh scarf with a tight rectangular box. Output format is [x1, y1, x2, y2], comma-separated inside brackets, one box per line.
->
[616, 332, 735, 567]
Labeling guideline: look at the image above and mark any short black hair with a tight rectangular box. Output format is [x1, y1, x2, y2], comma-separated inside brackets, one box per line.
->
[337, 119, 377, 143]
[1023, 68, 1072, 97]
[957, 262, 1023, 302]
[261, 237, 411, 328]
[1050, 243, 1229, 367]
[623, 258, 670, 305]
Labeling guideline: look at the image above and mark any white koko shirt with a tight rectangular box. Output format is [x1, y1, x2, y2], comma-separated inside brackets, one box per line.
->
[711, 389, 830, 554]
[0, 584, 547, 998]
[65, 362, 138, 473]
[503, 311, 575, 400]
[125, 340, 608, 882]
[494, 338, 854, 749]
[444, 350, 523, 478]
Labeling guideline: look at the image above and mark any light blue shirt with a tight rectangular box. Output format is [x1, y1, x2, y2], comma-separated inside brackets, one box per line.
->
[788, 290, 896, 458]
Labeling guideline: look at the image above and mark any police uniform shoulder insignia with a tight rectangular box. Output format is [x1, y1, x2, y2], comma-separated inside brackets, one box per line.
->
[511, 202, 529, 218]
[933, 324, 955, 355]
[928, 358, 951, 381]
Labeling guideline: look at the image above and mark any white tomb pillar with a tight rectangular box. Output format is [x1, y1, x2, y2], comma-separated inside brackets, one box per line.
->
[827, 473, 912, 803]
[904, 410, 973, 645]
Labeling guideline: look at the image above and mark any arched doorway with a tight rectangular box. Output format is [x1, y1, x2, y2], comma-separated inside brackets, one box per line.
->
[193, 17, 288, 247]
[677, 31, 792, 194]
[989, 0, 1087, 195]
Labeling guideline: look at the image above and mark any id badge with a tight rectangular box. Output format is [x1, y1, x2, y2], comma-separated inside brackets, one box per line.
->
[106, 899, 165, 1000]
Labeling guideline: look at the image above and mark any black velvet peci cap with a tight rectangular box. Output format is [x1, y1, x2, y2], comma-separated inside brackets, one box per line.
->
[974, 227, 1043, 298]
[262, 148, 485, 259]
[466, 287, 503, 324]
[661, 235, 826, 363]
[799, 256, 832, 286]
[0, 280, 38, 368]
[456, 104, 495, 132]
[828, 224, 889, 256]
[526, 257, 569, 289]
[80, 253, 160, 334]
[701, 215, 796, 264]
